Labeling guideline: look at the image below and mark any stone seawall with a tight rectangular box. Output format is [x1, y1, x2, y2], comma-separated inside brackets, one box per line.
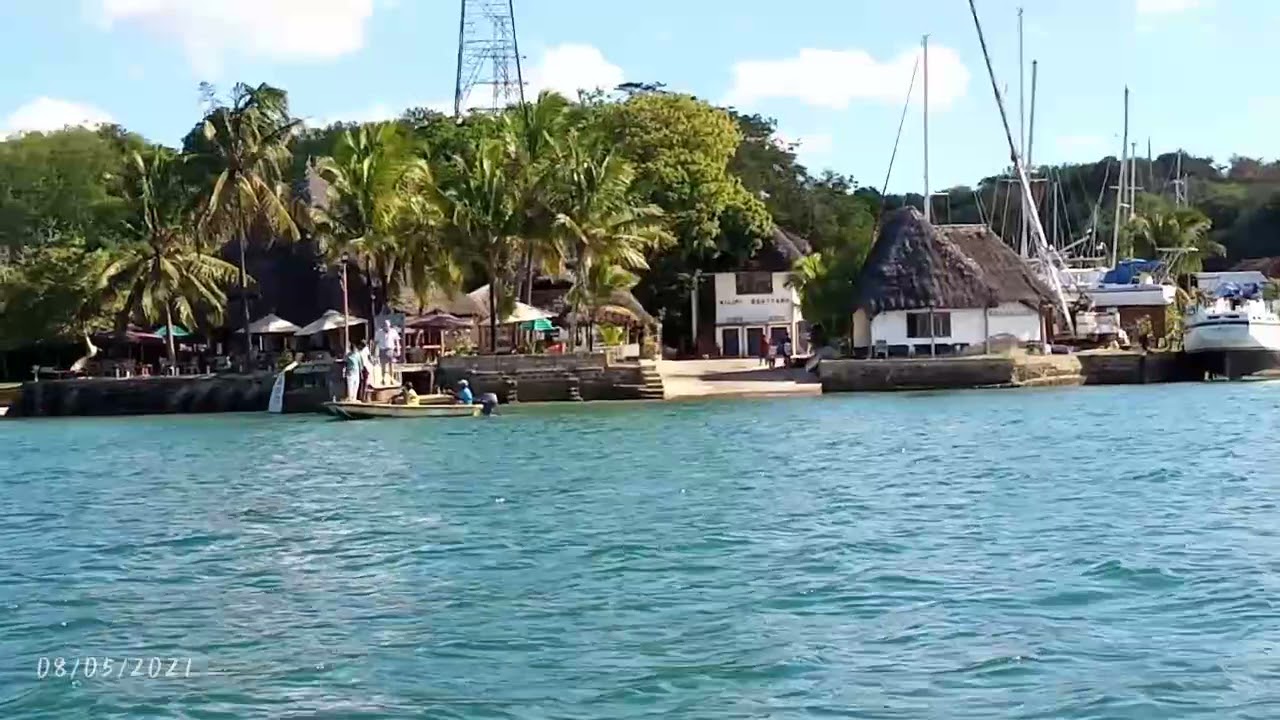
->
[820, 351, 1193, 393]
[820, 357, 1020, 392]
[12, 375, 275, 418]
[437, 355, 660, 402]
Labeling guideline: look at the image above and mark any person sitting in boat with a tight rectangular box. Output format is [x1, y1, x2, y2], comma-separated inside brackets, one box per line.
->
[455, 379, 474, 405]
[394, 384, 420, 406]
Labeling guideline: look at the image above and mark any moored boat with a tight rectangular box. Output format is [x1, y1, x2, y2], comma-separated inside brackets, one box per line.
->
[323, 400, 482, 420]
[1183, 282, 1280, 379]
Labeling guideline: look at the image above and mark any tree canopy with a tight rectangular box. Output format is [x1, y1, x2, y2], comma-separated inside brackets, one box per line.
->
[5, 79, 1280, 369]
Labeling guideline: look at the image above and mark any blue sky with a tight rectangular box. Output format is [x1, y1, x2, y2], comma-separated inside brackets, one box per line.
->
[1, 0, 1273, 192]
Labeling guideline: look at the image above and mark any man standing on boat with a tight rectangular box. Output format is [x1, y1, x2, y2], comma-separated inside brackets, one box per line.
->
[343, 342, 364, 401]
[374, 318, 402, 386]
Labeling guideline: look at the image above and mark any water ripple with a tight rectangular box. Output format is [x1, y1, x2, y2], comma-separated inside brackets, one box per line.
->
[4, 383, 1280, 718]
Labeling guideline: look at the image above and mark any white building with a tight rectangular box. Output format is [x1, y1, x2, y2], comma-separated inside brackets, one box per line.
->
[851, 210, 1052, 357]
[711, 228, 810, 357]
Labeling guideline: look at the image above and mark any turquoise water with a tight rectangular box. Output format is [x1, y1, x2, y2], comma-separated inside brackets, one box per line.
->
[4, 384, 1280, 719]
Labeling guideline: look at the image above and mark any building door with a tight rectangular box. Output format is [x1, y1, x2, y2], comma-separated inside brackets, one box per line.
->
[720, 327, 742, 357]
[746, 326, 766, 357]
[769, 325, 789, 348]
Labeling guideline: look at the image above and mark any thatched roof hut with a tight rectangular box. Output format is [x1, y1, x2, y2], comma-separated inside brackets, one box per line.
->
[935, 224, 1054, 309]
[529, 278, 658, 327]
[853, 208, 1053, 314]
[739, 227, 813, 272]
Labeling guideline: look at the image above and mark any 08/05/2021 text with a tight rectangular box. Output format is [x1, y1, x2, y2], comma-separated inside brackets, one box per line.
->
[36, 657, 193, 680]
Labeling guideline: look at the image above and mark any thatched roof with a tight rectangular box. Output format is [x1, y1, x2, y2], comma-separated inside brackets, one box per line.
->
[935, 224, 1055, 309]
[740, 227, 813, 272]
[530, 284, 658, 326]
[853, 208, 1053, 314]
[388, 284, 485, 317]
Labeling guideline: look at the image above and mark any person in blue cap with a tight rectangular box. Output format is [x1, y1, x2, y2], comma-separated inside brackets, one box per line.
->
[455, 379, 474, 405]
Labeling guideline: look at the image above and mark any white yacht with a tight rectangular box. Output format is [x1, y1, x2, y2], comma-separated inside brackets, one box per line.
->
[1183, 281, 1280, 378]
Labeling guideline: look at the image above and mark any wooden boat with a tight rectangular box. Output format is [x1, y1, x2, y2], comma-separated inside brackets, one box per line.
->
[323, 400, 481, 420]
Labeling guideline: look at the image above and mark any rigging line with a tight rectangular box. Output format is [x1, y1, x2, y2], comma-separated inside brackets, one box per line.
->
[974, 189, 989, 227]
[878, 54, 921, 210]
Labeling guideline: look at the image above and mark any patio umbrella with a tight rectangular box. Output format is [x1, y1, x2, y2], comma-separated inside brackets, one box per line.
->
[236, 313, 302, 335]
[519, 317, 555, 332]
[295, 310, 366, 336]
[153, 325, 192, 339]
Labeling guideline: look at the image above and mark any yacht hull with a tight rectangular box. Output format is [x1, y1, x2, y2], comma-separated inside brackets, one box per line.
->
[1184, 317, 1280, 378]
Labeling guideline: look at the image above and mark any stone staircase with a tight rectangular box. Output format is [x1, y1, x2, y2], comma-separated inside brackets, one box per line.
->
[635, 363, 667, 400]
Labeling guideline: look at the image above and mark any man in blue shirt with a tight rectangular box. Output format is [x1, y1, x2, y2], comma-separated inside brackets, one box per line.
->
[456, 379, 474, 405]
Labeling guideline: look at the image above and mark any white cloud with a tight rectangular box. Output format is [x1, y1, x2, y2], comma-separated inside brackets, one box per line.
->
[725, 45, 969, 111]
[526, 44, 625, 98]
[96, 0, 374, 77]
[3, 97, 114, 136]
[776, 130, 835, 167]
[1136, 0, 1202, 14]
[305, 44, 625, 126]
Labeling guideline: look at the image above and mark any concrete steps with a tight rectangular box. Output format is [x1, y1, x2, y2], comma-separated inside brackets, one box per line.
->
[637, 365, 667, 400]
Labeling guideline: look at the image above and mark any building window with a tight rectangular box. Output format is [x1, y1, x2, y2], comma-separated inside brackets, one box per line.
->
[906, 311, 951, 338]
[735, 272, 773, 295]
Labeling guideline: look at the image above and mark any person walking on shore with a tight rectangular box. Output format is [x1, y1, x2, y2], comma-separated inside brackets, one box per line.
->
[766, 337, 778, 368]
[782, 334, 793, 369]
[758, 334, 769, 367]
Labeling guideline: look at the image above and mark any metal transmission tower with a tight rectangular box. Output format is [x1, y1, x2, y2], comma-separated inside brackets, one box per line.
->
[453, 0, 526, 117]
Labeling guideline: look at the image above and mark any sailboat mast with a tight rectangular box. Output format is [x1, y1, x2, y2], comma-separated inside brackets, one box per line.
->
[1175, 149, 1186, 206]
[1027, 59, 1038, 254]
[923, 35, 931, 224]
[968, 0, 1073, 331]
[1111, 86, 1129, 267]
[1018, 7, 1028, 257]
[1130, 142, 1138, 219]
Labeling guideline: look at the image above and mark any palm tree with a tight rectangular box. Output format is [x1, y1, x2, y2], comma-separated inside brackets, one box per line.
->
[190, 83, 300, 363]
[568, 262, 642, 351]
[500, 91, 574, 304]
[312, 122, 418, 315]
[430, 140, 524, 352]
[553, 140, 670, 349]
[105, 149, 241, 368]
[1127, 207, 1223, 277]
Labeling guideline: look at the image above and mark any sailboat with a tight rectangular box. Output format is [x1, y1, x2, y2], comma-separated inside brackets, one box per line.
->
[1183, 281, 1280, 378]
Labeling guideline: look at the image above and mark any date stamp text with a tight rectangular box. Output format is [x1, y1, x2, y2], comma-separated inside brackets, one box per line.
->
[36, 657, 194, 681]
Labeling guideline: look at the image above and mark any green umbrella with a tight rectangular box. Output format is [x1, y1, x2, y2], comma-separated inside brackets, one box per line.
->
[154, 325, 192, 339]
[520, 318, 555, 332]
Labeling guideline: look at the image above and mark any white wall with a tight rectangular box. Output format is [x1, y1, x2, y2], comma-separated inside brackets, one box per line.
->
[986, 302, 1043, 342]
[713, 272, 803, 325]
[868, 303, 1042, 347]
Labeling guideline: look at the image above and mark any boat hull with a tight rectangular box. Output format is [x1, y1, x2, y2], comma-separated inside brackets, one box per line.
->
[1184, 317, 1280, 378]
[323, 401, 481, 420]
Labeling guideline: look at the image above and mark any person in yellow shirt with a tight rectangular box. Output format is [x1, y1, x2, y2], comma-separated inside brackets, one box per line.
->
[396, 384, 420, 406]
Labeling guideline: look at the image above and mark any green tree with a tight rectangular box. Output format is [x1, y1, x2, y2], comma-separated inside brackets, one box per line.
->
[104, 150, 241, 366]
[1127, 199, 1222, 276]
[430, 140, 524, 352]
[312, 121, 418, 314]
[0, 126, 144, 252]
[554, 140, 670, 349]
[499, 91, 576, 303]
[188, 82, 300, 361]
[597, 92, 771, 347]
[0, 239, 115, 353]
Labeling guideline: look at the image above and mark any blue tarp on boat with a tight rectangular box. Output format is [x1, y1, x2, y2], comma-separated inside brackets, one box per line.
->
[1102, 259, 1164, 285]
[1215, 282, 1262, 300]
